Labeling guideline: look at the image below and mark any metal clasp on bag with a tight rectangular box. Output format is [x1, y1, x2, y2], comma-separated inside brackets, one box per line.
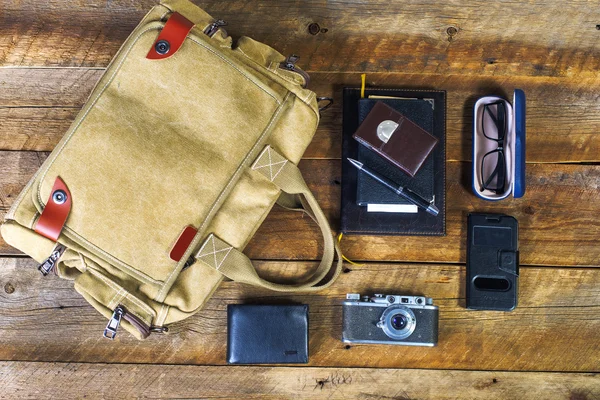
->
[204, 19, 227, 37]
[104, 306, 125, 340]
[37, 243, 66, 276]
[317, 97, 334, 114]
[279, 54, 310, 88]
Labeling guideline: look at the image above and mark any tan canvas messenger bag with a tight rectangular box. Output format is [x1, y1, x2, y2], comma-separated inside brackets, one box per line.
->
[1, 0, 342, 340]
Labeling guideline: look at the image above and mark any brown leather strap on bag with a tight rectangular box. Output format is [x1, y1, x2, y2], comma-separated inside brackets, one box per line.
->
[194, 146, 343, 291]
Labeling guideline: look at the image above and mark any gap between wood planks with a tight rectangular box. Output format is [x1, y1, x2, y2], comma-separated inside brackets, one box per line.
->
[0, 259, 598, 370]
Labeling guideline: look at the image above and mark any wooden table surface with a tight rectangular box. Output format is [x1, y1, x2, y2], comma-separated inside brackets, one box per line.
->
[1, 1, 599, 399]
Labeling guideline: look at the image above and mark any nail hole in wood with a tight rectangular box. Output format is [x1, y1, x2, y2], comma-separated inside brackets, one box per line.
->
[446, 26, 459, 41]
[308, 23, 321, 35]
[4, 283, 15, 294]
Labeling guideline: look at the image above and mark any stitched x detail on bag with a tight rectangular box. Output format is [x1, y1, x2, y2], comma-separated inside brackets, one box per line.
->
[196, 234, 233, 270]
[252, 146, 288, 182]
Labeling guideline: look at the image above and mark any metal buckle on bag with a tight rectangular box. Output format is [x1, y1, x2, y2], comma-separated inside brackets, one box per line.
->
[317, 97, 334, 113]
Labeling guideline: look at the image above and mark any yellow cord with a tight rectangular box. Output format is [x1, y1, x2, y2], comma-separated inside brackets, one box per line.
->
[337, 233, 363, 266]
[360, 73, 366, 98]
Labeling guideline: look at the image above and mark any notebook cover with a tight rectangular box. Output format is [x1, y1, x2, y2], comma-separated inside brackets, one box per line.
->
[227, 304, 309, 364]
[341, 88, 446, 236]
[356, 98, 434, 206]
[353, 101, 437, 177]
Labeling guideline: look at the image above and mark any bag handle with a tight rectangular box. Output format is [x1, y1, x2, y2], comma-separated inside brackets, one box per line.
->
[194, 146, 343, 291]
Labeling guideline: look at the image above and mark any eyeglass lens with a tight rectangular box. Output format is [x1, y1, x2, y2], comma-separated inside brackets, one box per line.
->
[480, 101, 507, 193]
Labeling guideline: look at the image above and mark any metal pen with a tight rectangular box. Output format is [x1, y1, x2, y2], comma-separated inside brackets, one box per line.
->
[347, 158, 439, 216]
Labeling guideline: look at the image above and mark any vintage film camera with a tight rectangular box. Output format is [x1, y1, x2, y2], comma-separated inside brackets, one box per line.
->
[342, 294, 439, 346]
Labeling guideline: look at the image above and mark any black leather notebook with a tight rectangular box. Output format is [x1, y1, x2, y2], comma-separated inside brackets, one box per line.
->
[356, 98, 434, 207]
[227, 304, 309, 364]
[341, 88, 446, 235]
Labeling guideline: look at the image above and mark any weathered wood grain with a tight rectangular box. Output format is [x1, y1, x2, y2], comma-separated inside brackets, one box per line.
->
[2, 153, 599, 266]
[1, 69, 600, 161]
[0, 151, 47, 240]
[1, 361, 598, 400]
[0, 258, 598, 371]
[251, 161, 600, 267]
[1, 0, 599, 80]
[0, 107, 79, 152]
[1, 0, 598, 395]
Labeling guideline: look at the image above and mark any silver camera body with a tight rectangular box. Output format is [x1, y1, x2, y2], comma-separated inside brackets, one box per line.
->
[342, 294, 439, 346]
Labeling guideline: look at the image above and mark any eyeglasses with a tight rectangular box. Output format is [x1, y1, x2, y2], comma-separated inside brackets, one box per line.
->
[480, 101, 507, 194]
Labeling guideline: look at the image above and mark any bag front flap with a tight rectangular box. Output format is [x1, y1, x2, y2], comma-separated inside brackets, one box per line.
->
[31, 19, 291, 285]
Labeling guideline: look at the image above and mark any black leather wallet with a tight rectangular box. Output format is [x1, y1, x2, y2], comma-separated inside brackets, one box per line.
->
[227, 304, 309, 364]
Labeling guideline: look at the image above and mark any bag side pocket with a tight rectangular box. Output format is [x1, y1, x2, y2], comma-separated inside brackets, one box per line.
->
[74, 266, 158, 340]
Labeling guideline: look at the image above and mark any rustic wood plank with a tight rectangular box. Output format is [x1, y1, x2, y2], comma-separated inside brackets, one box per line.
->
[313, 73, 600, 163]
[1, 0, 597, 391]
[0, 258, 598, 371]
[2, 153, 599, 266]
[1, 0, 599, 80]
[251, 161, 600, 267]
[1, 69, 599, 162]
[1, 361, 599, 400]
[0, 152, 47, 255]
[0, 107, 78, 152]
[0, 68, 101, 107]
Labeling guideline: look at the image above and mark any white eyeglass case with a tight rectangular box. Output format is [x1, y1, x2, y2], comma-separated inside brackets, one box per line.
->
[472, 89, 526, 201]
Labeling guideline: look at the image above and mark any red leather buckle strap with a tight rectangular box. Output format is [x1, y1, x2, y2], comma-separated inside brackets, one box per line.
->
[147, 12, 195, 60]
[34, 177, 72, 241]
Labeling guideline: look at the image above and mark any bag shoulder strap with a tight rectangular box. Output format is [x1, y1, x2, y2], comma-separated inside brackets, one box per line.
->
[194, 146, 343, 291]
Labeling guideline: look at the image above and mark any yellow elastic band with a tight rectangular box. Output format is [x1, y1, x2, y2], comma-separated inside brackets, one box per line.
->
[360, 73, 366, 98]
[337, 233, 363, 266]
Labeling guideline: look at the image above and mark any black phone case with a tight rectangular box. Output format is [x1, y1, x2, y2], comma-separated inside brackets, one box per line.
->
[466, 213, 519, 311]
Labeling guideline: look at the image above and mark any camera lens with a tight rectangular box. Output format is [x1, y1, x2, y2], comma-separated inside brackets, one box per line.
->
[391, 314, 408, 330]
[377, 305, 417, 341]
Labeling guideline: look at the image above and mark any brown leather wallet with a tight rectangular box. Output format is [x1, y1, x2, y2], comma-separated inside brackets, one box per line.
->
[353, 101, 438, 177]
